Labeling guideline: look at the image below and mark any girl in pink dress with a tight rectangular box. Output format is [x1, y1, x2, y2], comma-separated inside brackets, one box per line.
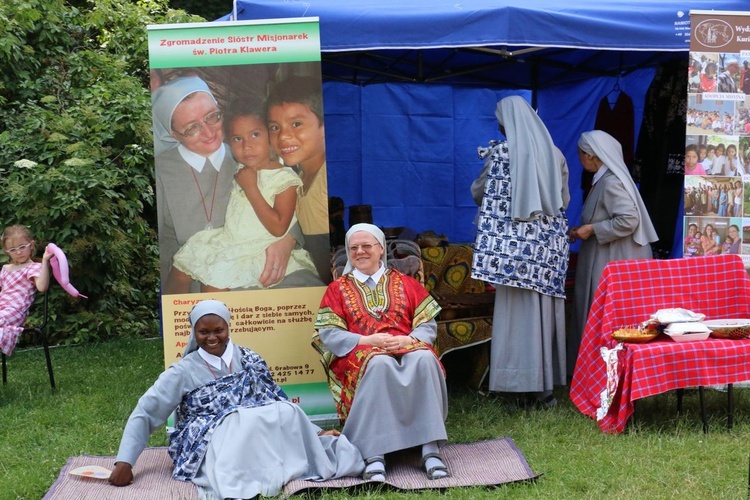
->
[0, 225, 52, 356]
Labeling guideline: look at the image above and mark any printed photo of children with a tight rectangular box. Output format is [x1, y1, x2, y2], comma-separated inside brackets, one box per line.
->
[151, 63, 331, 294]
[683, 216, 741, 257]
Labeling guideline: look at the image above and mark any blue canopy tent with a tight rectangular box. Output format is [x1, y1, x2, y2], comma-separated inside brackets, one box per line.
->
[227, 1, 749, 248]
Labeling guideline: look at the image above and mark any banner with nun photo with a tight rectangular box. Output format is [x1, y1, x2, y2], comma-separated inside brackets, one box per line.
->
[685, 10, 750, 264]
[147, 18, 335, 420]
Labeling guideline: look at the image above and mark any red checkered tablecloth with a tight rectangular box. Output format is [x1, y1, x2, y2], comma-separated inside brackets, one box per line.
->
[569, 255, 750, 433]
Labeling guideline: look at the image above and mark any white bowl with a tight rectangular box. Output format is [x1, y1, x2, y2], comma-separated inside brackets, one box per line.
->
[664, 331, 711, 342]
[703, 318, 750, 339]
[703, 319, 750, 331]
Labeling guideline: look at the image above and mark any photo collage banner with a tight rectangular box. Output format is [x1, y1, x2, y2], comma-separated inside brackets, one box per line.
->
[686, 11, 750, 264]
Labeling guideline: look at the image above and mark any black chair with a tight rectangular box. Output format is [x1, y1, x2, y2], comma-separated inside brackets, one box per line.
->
[1, 288, 56, 390]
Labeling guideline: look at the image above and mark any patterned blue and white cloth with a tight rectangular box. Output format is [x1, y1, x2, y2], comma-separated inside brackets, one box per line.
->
[471, 140, 569, 298]
[168, 346, 287, 480]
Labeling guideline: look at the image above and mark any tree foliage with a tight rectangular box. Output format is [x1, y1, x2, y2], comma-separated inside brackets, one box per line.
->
[0, 0, 204, 345]
[169, 0, 229, 22]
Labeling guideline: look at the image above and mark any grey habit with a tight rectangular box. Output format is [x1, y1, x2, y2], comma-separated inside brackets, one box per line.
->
[571, 131, 657, 373]
[156, 146, 235, 285]
[317, 224, 448, 459]
[116, 300, 363, 498]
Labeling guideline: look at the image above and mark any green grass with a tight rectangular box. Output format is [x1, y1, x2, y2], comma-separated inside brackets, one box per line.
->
[2, 337, 750, 499]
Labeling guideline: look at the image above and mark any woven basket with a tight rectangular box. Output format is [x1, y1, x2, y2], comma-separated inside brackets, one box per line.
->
[611, 327, 659, 344]
[708, 324, 750, 339]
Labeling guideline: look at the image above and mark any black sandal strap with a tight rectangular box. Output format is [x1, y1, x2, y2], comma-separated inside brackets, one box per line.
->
[422, 453, 449, 480]
[363, 456, 386, 481]
[421, 452, 444, 467]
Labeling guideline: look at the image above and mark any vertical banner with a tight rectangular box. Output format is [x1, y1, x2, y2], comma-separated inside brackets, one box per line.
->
[686, 11, 750, 264]
[147, 19, 336, 420]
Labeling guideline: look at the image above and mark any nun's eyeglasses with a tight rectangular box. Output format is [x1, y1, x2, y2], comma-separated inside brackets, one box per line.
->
[349, 243, 380, 253]
[174, 110, 223, 138]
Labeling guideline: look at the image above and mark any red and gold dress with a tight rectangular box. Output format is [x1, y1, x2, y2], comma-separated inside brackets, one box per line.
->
[316, 268, 441, 420]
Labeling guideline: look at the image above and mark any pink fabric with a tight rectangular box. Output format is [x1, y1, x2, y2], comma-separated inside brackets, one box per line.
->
[0, 262, 42, 355]
[47, 243, 87, 298]
[570, 255, 750, 433]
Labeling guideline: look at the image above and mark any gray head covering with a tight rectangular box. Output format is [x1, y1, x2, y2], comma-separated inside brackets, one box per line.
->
[183, 299, 232, 356]
[495, 95, 564, 220]
[343, 223, 387, 274]
[577, 130, 658, 246]
[151, 76, 216, 157]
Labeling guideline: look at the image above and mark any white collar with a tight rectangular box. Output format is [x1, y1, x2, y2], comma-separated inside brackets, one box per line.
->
[352, 262, 386, 284]
[178, 143, 226, 173]
[592, 165, 609, 186]
[198, 338, 234, 370]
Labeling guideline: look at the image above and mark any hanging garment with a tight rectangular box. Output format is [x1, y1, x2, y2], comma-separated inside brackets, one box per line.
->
[581, 90, 635, 201]
[632, 59, 687, 258]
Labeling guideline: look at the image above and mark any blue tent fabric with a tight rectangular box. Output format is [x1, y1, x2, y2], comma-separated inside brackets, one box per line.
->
[322, 73, 654, 244]
[230, 1, 748, 51]
[227, 1, 741, 248]
[224, 2, 750, 90]
[322, 82, 529, 242]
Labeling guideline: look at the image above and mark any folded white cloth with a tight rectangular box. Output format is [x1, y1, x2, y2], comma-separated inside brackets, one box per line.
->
[596, 344, 624, 421]
[650, 308, 706, 324]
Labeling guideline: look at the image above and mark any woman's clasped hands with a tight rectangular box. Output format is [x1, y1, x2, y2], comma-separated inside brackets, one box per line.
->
[360, 333, 414, 352]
